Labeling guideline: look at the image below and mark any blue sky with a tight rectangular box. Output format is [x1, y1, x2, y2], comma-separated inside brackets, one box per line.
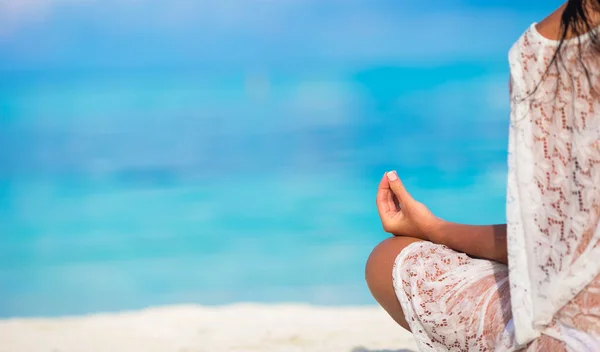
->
[0, 0, 560, 70]
[0, 0, 563, 178]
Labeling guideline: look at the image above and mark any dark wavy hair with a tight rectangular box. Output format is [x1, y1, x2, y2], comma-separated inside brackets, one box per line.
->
[558, 0, 600, 46]
[549, 0, 600, 89]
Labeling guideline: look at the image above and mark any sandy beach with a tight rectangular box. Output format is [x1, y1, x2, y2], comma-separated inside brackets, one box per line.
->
[0, 304, 417, 352]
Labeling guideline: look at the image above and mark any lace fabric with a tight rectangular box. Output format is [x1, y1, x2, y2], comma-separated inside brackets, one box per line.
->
[393, 242, 515, 351]
[507, 23, 600, 346]
[393, 242, 600, 351]
[393, 24, 600, 351]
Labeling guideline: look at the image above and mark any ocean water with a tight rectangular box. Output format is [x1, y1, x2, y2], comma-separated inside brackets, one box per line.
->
[0, 65, 510, 318]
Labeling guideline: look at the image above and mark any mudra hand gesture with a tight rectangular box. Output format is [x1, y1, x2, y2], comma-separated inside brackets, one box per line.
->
[376, 171, 443, 242]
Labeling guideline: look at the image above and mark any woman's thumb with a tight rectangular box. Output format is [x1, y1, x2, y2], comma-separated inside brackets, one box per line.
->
[386, 171, 412, 202]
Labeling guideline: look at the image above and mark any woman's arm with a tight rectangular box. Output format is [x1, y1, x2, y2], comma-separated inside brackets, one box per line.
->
[377, 171, 509, 265]
[430, 222, 508, 264]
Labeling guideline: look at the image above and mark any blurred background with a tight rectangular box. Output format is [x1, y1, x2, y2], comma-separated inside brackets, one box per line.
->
[0, 0, 559, 317]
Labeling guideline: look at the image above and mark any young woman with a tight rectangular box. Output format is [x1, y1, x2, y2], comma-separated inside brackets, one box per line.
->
[365, 1, 600, 350]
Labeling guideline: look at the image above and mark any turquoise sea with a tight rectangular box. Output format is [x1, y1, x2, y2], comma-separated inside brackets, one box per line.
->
[0, 0, 556, 319]
[0, 66, 510, 317]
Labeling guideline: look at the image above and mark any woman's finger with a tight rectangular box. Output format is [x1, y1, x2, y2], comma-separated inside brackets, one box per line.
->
[390, 193, 400, 211]
[386, 170, 412, 205]
[376, 174, 391, 214]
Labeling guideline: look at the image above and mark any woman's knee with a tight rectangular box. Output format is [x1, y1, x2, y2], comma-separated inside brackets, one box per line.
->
[365, 236, 421, 331]
[365, 236, 421, 285]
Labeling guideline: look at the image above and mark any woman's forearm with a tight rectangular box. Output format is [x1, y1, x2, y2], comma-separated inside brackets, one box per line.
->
[430, 222, 508, 264]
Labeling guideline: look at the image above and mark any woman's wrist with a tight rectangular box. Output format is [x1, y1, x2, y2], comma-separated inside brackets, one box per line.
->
[425, 217, 449, 245]
[422, 221, 509, 264]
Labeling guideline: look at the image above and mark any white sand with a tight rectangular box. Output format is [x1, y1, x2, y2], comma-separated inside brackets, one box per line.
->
[0, 304, 418, 352]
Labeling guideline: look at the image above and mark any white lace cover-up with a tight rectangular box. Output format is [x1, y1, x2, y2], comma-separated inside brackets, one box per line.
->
[393, 24, 600, 351]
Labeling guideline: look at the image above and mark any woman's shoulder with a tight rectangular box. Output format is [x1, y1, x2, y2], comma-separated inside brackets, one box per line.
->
[508, 3, 600, 68]
[534, 2, 600, 43]
[534, 3, 565, 42]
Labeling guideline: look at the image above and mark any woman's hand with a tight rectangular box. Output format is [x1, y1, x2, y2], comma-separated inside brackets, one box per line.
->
[376, 170, 508, 263]
[376, 171, 444, 241]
